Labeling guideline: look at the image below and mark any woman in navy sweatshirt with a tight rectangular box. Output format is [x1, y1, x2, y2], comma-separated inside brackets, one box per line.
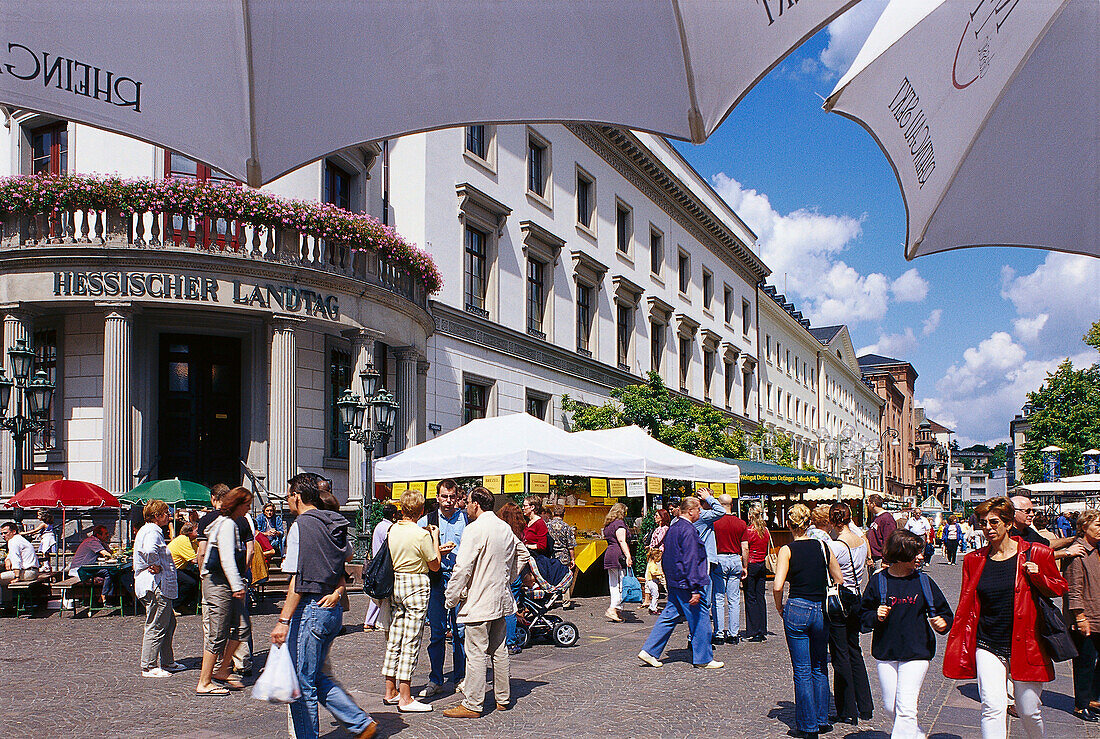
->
[860, 530, 953, 739]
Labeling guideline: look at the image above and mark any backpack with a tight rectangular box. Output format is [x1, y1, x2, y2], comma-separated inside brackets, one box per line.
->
[362, 534, 394, 599]
[876, 570, 939, 617]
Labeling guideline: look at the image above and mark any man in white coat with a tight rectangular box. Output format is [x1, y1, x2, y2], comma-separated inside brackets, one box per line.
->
[442, 487, 531, 718]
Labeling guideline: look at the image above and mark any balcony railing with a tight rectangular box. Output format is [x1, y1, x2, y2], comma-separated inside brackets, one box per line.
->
[1, 206, 426, 308]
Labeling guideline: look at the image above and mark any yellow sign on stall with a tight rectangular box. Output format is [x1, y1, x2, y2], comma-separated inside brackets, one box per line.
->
[409, 481, 425, 496]
[725, 483, 740, 498]
[427, 481, 440, 499]
[391, 482, 408, 495]
[609, 479, 627, 498]
[590, 478, 608, 497]
[504, 474, 526, 494]
[647, 477, 663, 496]
[482, 475, 502, 494]
[530, 474, 549, 495]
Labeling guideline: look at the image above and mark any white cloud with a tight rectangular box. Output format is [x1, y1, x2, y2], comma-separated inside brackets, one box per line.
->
[819, 0, 890, 78]
[891, 268, 929, 302]
[712, 173, 915, 326]
[937, 332, 1026, 397]
[922, 309, 942, 336]
[1013, 314, 1049, 343]
[857, 328, 917, 359]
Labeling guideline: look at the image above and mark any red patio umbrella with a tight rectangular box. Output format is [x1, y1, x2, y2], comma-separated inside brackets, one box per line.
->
[6, 479, 120, 508]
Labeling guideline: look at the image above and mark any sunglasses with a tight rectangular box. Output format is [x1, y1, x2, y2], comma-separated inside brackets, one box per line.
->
[978, 518, 1005, 527]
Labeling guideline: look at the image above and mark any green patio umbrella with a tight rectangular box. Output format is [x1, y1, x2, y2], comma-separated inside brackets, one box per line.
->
[124, 478, 211, 505]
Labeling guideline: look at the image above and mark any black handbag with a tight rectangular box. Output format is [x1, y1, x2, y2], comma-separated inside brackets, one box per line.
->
[362, 534, 395, 600]
[822, 540, 861, 624]
[1023, 548, 1077, 662]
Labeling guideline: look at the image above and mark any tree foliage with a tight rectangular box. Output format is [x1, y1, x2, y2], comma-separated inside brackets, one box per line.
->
[1086, 319, 1100, 353]
[1021, 359, 1100, 483]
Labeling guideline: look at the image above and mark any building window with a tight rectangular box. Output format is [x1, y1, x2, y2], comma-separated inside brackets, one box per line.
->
[463, 381, 489, 424]
[616, 303, 633, 370]
[526, 392, 548, 421]
[31, 122, 67, 175]
[32, 329, 58, 450]
[329, 347, 352, 459]
[465, 125, 487, 159]
[678, 335, 692, 392]
[765, 335, 771, 363]
[742, 298, 752, 335]
[576, 283, 593, 355]
[786, 349, 791, 375]
[678, 251, 690, 295]
[527, 133, 548, 198]
[767, 383, 773, 412]
[526, 259, 547, 338]
[650, 321, 665, 374]
[615, 202, 632, 254]
[743, 368, 752, 411]
[323, 160, 352, 210]
[650, 228, 663, 275]
[164, 151, 240, 247]
[702, 269, 713, 311]
[703, 348, 715, 401]
[724, 360, 734, 409]
[166, 151, 235, 183]
[464, 225, 488, 316]
[576, 170, 594, 229]
[724, 287, 734, 324]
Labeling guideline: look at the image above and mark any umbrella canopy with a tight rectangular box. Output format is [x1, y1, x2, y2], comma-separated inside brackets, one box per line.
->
[0, 0, 860, 186]
[715, 458, 840, 490]
[825, 0, 1098, 259]
[123, 478, 211, 506]
[572, 426, 739, 482]
[374, 412, 649, 481]
[6, 479, 121, 508]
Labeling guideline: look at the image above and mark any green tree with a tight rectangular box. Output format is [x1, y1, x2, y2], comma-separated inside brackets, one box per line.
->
[1021, 359, 1100, 483]
[1086, 319, 1100, 353]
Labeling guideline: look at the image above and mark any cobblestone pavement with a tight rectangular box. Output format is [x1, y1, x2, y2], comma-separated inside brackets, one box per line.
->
[3, 559, 1099, 738]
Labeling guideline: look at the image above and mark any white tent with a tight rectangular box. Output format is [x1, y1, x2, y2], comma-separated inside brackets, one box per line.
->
[572, 426, 738, 483]
[1015, 473, 1100, 495]
[373, 413, 648, 482]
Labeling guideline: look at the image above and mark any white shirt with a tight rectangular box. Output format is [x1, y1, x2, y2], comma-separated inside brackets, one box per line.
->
[282, 521, 299, 573]
[5, 534, 39, 571]
[38, 529, 58, 555]
[133, 523, 178, 599]
[906, 517, 931, 537]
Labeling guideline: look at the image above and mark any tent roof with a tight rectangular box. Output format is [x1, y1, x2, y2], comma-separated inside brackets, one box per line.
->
[714, 458, 839, 490]
[572, 426, 738, 482]
[1016, 473, 1100, 495]
[373, 413, 648, 482]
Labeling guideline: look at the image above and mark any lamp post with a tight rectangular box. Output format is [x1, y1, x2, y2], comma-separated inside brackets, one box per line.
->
[0, 339, 56, 495]
[337, 363, 399, 549]
[878, 427, 900, 497]
[817, 425, 854, 501]
[845, 439, 882, 523]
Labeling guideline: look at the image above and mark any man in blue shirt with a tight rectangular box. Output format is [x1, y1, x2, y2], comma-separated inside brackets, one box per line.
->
[638, 497, 723, 669]
[691, 489, 727, 642]
[1056, 512, 1074, 538]
[418, 479, 468, 697]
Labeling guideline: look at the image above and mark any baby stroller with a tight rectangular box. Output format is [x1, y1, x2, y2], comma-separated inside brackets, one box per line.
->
[514, 555, 579, 648]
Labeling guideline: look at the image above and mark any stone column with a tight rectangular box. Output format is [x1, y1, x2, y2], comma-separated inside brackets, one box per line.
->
[101, 305, 133, 496]
[1, 309, 33, 496]
[416, 358, 430, 446]
[342, 328, 382, 504]
[394, 347, 419, 452]
[268, 317, 301, 496]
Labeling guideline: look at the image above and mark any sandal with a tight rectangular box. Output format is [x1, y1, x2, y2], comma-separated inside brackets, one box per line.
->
[383, 696, 400, 705]
[214, 677, 245, 691]
[196, 685, 230, 696]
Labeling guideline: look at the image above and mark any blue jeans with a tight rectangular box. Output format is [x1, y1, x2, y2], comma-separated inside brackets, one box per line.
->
[641, 586, 713, 665]
[783, 597, 830, 734]
[714, 554, 743, 636]
[505, 577, 523, 647]
[426, 574, 466, 685]
[288, 598, 373, 739]
[706, 562, 720, 632]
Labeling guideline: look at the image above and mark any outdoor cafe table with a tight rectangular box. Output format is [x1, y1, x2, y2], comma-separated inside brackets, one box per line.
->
[76, 559, 134, 614]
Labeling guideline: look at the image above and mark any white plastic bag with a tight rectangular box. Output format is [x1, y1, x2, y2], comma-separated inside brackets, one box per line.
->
[252, 642, 301, 704]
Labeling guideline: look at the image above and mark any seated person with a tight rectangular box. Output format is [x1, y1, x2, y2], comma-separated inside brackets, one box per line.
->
[250, 530, 276, 586]
[1, 522, 41, 607]
[255, 503, 285, 556]
[168, 522, 201, 610]
[69, 526, 122, 602]
[32, 511, 58, 572]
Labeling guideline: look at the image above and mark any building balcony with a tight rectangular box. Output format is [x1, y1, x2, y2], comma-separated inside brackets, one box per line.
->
[0, 176, 439, 310]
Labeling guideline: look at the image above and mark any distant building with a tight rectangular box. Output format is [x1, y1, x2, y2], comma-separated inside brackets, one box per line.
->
[859, 354, 919, 501]
[913, 411, 951, 507]
[1008, 405, 1034, 485]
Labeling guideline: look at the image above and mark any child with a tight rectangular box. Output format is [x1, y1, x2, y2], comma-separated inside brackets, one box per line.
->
[860, 530, 953, 738]
[643, 548, 665, 614]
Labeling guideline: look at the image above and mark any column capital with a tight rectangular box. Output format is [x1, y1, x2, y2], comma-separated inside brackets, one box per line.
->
[269, 314, 306, 332]
[341, 327, 385, 348]
[96, 301, 138, 319]
[416, 359, 430, 376]
[0, 303, 38, 322]
[393, 345, 421, 361]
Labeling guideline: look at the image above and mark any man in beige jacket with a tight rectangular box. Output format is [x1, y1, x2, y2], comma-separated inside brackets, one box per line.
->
[442, 487, 531, 718]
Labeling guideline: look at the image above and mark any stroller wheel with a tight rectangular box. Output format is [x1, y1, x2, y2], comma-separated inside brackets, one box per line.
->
[514, 625, 531, 649]
[552, 621, 579, 648]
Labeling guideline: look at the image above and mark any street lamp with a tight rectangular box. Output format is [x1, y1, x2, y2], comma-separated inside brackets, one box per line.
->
[0, 339, 56, 493]
[845, 438, 882, 524]
[817, 425, 855, 500]
[878, 427, 900, 497]
[338, 365, 399, 547]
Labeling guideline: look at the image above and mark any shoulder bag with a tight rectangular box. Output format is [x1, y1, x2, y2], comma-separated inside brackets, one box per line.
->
[1023, 547, 1077, 662]
[362, 533, 395, 600]
[764, 530, 778, 573]
[823, 540, 862, 624]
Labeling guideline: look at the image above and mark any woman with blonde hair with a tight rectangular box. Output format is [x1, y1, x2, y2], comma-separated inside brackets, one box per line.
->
[773, 503, 845, 738]
[743, 505, 771, 642]
[382, 490, 441, 713]
[603, 502, 633, 622]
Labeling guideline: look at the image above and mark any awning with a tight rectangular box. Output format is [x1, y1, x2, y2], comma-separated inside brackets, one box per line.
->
[714, 458, 840, 490]
[374, 412, 648, 482]
[572, 426, 738, 483]
[1015, 473, 1100, 496]
[804, 483, 871, 502]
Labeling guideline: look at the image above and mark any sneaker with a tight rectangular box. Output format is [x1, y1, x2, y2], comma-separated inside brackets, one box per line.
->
[693, 660, 724, 669]
[141, 668, 172, 678]
[418, 682, 444, 698]
[162, 662, 187, 672]
[508, 645, 522, 655]
[725, 634, 740, 645]
[398, 699, 434, 713]
[637, 650, 663, 668]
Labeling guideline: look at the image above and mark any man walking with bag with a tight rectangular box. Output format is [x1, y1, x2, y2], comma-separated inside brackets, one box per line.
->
[442, 488, 531, 718]
[270, 478, 376, 739]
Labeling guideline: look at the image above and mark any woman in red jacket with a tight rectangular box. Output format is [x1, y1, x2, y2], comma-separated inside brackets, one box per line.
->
[943, 496, 1067, 739]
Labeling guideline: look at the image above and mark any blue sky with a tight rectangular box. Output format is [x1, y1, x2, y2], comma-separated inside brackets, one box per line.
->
[672, 1, 1099, 447]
